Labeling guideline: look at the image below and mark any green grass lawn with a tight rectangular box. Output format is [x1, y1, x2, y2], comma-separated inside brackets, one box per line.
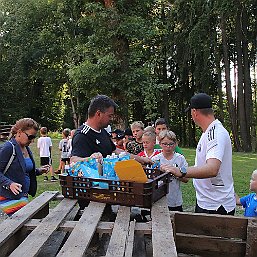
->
[16, 139, 257, 215]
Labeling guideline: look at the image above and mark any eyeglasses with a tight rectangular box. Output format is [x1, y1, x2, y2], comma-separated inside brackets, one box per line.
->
[161, 142, 175, 147]
[23, 131, 36, 140]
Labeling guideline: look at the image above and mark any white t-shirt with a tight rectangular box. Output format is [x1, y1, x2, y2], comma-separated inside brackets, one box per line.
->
[152, 152, 188, 207]
[193, 119, 236, 212]
[59, 138, 70, 159]
[37, 136, 52, 157]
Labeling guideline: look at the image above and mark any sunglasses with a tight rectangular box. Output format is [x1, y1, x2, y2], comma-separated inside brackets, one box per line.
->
[161, 142, 175, 147]
[23, 131, 37, 140]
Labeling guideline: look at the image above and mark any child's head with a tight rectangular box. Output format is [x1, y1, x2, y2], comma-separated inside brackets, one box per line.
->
[130, 121, 144, 141]
[144, 126, 156, 134]
[40, 127, 48, 136]
[250, 170, 257, 193]
[159, 130, 177, 153]
[142, 131, 156, 152]
[155, 118, 168, 136]
[62, 128, 70, 139]
[124, 128, 133, 143]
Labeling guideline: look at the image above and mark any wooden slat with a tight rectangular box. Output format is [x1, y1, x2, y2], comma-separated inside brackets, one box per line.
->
[9, 198, 77, 257]
[0, 191, 59, 247]
[105, 206, 131, 257]
[37, 205, 79, 257]
[124, 220, 136, 257]
[173, 211, 248, 239]
[245, 219, 257, 257]
[56, 201, 106, 257]
[152, 197, 177, 257]
[176, 233, 246, 257]
[24, 219, 152, 235]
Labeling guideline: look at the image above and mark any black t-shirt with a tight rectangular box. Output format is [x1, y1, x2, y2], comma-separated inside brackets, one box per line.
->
[71, 124, 116, 158]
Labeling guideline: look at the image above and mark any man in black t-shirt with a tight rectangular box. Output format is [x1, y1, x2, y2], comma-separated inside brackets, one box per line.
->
[71, 95, 152, 209]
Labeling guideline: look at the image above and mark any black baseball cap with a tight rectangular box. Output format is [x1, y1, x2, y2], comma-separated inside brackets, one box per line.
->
[185, 93, 212, 112]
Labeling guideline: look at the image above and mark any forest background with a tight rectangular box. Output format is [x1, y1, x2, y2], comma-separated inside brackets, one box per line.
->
[0, 0, 256, 152]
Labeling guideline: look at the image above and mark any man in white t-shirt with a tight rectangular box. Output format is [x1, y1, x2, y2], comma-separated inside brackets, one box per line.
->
[161, 93, 236, 215]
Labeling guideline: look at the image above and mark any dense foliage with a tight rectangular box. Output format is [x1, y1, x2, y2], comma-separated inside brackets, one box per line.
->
[0, 0, 256, 151]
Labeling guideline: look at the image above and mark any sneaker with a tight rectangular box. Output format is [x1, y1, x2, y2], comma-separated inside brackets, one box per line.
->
[51, 176, 58, 182]
[44, 176, 48, 181]
[54, 170, 61, 174]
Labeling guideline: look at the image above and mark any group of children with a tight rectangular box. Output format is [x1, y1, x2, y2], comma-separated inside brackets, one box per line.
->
[112, 118, 257, 217]
[111, 118, 188, 212]
[37, 127, 75, 181]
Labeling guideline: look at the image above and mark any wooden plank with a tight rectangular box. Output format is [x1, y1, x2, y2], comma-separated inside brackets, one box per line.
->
[0, 191, 59, 253]
[176, 233, 246, 257]
[245, 219, 257, 257]
[24, 219, 152, 234]
[56, 201, 106, 257]
[124, 220, 136, 257]
[37, 205, 79, 257]
[105, 206, 131, 257]
[151, 197, 177, 257]
[173, 212, 248, 239]
[9, 198, 77, 257]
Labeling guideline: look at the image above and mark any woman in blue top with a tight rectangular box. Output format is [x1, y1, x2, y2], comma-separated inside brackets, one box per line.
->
[0, 118, 49, 216]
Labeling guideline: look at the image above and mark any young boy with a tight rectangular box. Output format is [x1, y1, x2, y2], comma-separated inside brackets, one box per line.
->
[56, 128, 70, 174]
[37, 127, 57, 182]
[126, 121, 144, 155]
[154, 118, 183, 155]
[138, 131, 161, 158]
[153, 130, 189, 211]
[236, 170, 257, 217]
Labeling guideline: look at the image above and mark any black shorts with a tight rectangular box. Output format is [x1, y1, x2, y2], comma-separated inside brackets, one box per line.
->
[40, 157, 52, 166]
[61, 158, 70, 164]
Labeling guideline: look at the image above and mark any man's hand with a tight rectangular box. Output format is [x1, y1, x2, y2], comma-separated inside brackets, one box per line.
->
[161, 164, 180, 177]
[90, 152, 103, 163]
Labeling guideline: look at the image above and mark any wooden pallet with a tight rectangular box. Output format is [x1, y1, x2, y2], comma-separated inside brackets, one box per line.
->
[0, 191, 256, 257]
[0, 192, 177, 257]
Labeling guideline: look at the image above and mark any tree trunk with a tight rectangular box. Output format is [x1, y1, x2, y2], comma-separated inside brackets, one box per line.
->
[220, 15, 241, 151]
[235, 6, 249, 151]
[68, 85, 80, 129]
[242, 6, 253, 151]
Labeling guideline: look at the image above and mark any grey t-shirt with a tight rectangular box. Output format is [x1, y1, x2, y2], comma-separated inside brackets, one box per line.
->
[152, 152, 188, 207]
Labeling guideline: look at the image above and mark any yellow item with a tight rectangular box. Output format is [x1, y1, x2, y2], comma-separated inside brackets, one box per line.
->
[114, 160, 148, 183]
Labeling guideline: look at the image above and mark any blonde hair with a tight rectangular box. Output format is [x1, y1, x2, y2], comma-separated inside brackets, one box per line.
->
[159, 130, 177, 142]
[10, 118, 39, 138]
[144, 126, 155, 134]
[252, 170, 257, 177]
[142, 131, 156, 141]
[131, 121, 144, 130]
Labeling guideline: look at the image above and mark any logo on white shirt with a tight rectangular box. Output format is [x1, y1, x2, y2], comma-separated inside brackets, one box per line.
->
[96, 139, 100, 144]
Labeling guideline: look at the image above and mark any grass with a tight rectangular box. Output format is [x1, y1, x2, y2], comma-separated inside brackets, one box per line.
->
[6, 139, 257, 215]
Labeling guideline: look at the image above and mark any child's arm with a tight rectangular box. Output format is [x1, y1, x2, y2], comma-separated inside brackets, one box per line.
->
[235, 193, 242, 205]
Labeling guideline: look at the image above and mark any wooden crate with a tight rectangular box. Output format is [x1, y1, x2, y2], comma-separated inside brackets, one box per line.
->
[0, 191, 256, 257]
[171, 211, 257, 257]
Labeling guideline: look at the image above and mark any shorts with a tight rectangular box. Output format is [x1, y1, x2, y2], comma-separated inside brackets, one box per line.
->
[61, 158, 70, 164]
[40, 157, 52, 166]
